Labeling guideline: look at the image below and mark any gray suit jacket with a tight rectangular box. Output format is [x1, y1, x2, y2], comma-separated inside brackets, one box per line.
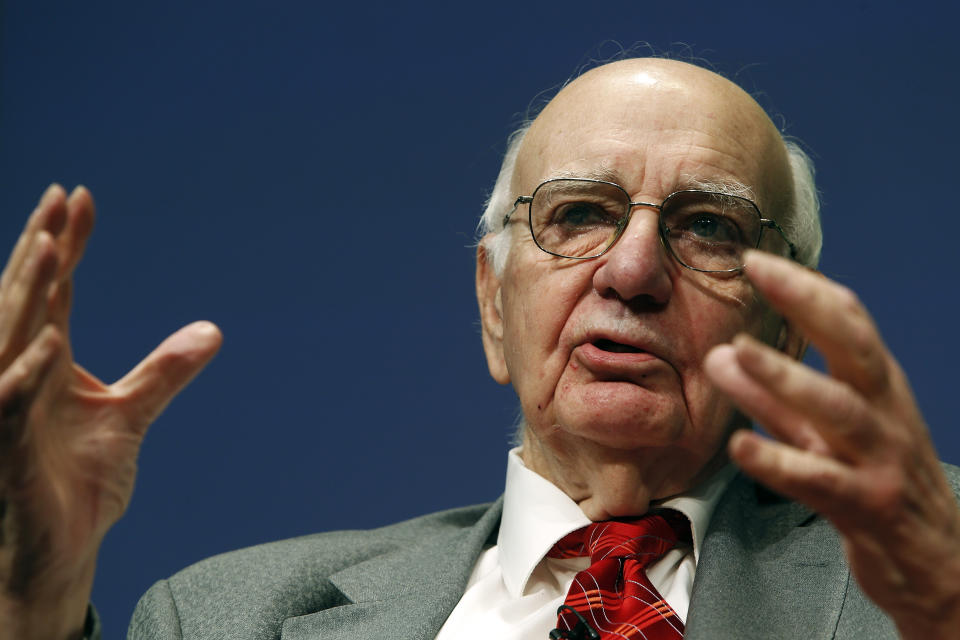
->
[122, 466, 960, 639]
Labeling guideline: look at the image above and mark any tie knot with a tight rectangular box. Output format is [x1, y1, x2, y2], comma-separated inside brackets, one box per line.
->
[549, 511, 689, 568]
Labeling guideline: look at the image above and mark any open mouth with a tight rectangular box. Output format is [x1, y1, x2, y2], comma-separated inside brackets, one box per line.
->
[593, 339, 644, 354]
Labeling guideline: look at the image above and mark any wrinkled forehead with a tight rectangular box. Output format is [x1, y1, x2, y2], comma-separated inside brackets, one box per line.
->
[514, 60, 792, 215]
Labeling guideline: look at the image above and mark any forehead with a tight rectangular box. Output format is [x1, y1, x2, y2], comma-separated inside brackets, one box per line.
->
[514, 60, 790, 212]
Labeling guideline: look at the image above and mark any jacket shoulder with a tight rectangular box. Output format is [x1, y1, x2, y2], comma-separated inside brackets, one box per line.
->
[942, 461, 960, 498]
[128, 502, 494, 640]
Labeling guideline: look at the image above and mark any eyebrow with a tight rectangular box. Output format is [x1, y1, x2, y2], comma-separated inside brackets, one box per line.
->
[675, 175, 756, 200]
[542, 170, 757, 201]
[549, 167, 625, 184]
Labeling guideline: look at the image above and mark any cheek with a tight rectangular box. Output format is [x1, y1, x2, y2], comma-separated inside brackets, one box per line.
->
[678, 275, 771, 351]
[500, 263, 592, 409]
[665, 282, 756, 402]
[671, 288, 736, 358]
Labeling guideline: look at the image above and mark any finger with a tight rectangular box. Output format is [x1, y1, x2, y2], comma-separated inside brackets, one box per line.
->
[43, 187, 95, 336]
[725, 334, 885, 460]
[47, 279, 74, 333]
[71, 362, 107, 393]
[704, 343, 831, 455]
[114, 321, 223, 433]
[0, 232, 60, 367]
[728, 430, 867, 529]
[0, 185, 68, 293]
[730, 429, 952, 538]
[0, 326, 64, 457]
[56, 186, 96, 279]
[744, 250, 889, 397]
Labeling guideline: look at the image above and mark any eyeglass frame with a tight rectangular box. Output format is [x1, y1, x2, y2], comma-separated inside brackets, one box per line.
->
[502, 177, 798, 273]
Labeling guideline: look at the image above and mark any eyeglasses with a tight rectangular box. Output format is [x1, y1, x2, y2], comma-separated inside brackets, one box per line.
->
[503, 178, 797, 273]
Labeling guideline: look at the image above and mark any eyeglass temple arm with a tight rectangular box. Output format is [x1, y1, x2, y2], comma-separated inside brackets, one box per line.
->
[503, 196, 533, 227]
[760, 218, 798, 260]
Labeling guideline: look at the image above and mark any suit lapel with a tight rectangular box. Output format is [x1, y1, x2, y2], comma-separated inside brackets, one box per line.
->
[685, 473, 848, 639]
[279, 499, 502, 640]
[273, 473, 860, 639]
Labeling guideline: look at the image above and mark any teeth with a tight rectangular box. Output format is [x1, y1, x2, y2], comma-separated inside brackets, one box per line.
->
[595, 339, 642, 353]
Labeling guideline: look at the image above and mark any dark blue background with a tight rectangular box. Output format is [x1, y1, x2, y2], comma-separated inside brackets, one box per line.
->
[2, 1, 957, 636]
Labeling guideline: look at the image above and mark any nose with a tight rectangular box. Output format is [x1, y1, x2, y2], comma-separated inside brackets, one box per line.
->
[591, 207, 673, 305]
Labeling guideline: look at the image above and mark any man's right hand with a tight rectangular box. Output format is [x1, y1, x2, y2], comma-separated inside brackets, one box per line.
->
[0, 185, 222, 640]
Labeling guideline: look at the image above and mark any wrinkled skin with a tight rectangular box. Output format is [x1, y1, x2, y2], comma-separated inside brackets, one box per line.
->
[478, 59, 800, 519]
[477, 59, 960, 639]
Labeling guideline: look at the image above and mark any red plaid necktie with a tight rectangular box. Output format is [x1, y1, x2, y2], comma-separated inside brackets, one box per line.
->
[547, 512, 689, 640]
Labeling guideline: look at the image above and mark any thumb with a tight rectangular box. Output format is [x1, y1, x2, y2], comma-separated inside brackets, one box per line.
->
[115, 321, 223, 432]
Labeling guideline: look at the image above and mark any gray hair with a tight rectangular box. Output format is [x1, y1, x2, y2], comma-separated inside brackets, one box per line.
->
[476, 125, 822, 274]
[780, 140, 822, 268]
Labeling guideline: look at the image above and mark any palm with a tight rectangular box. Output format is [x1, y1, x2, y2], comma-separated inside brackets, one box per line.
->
[0, 185, 220, 637]
[15, 360, 142, 567]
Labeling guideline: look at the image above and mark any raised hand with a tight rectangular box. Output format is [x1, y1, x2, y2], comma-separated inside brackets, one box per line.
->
[705, 250, 960, 640]
[0, 185, 222, 639]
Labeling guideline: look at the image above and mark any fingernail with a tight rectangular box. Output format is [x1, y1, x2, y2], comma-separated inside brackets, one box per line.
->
[744, 249, 776, 269]
[733, 333, 777, 376]
[733, 333, 763, 360]
[743, 249, 794, 285]
[727, 429, 756, 460]
[703, 343, 736, 379]
[732, 332, 760, 349]
[39, 183, 63, 207]
[69, 184, 90, 199]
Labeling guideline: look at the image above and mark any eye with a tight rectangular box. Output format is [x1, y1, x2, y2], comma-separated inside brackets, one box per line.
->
[675, 212, 741, 244]
[689, 214, 725, 239]
[553, 202, 615, 228]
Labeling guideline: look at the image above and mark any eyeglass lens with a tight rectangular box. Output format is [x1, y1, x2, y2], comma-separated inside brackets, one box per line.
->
[528, 179, 763, 271]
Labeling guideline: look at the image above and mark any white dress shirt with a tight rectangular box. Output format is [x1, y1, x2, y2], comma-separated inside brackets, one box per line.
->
[435, 448, 734, 640]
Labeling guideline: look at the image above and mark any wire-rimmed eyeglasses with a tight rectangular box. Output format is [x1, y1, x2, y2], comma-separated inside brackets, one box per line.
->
[503, 178, 797, 273]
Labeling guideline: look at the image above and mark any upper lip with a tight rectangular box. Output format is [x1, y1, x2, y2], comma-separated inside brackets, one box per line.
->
[578, 326, 670, 362]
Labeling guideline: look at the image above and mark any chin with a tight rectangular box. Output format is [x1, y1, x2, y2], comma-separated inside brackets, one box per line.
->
[553, 384, 688, 450]
[553, 410, 688, 451]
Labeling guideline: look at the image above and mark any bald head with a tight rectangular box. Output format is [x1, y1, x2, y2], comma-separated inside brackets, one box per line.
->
[479, 58, 820, 273]
[517, 59, 794, 224]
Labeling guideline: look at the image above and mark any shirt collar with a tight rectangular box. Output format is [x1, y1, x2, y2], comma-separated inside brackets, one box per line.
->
[653, 462, 737, 563]
[497, 447, 735, 598]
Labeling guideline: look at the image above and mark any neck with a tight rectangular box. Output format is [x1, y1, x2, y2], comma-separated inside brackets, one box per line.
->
[519, 428, 730, 521]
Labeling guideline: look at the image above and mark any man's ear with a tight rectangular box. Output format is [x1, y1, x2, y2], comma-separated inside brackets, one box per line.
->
[476, 240, 510, 384]
[774, 265, 823, 360]
[776, 317, 808, 361]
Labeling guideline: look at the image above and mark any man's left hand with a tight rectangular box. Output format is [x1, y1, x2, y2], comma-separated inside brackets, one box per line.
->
[705, 249, 960, 640]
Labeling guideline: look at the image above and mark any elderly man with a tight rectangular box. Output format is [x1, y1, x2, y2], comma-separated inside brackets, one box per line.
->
[1, 58, 958, 640]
